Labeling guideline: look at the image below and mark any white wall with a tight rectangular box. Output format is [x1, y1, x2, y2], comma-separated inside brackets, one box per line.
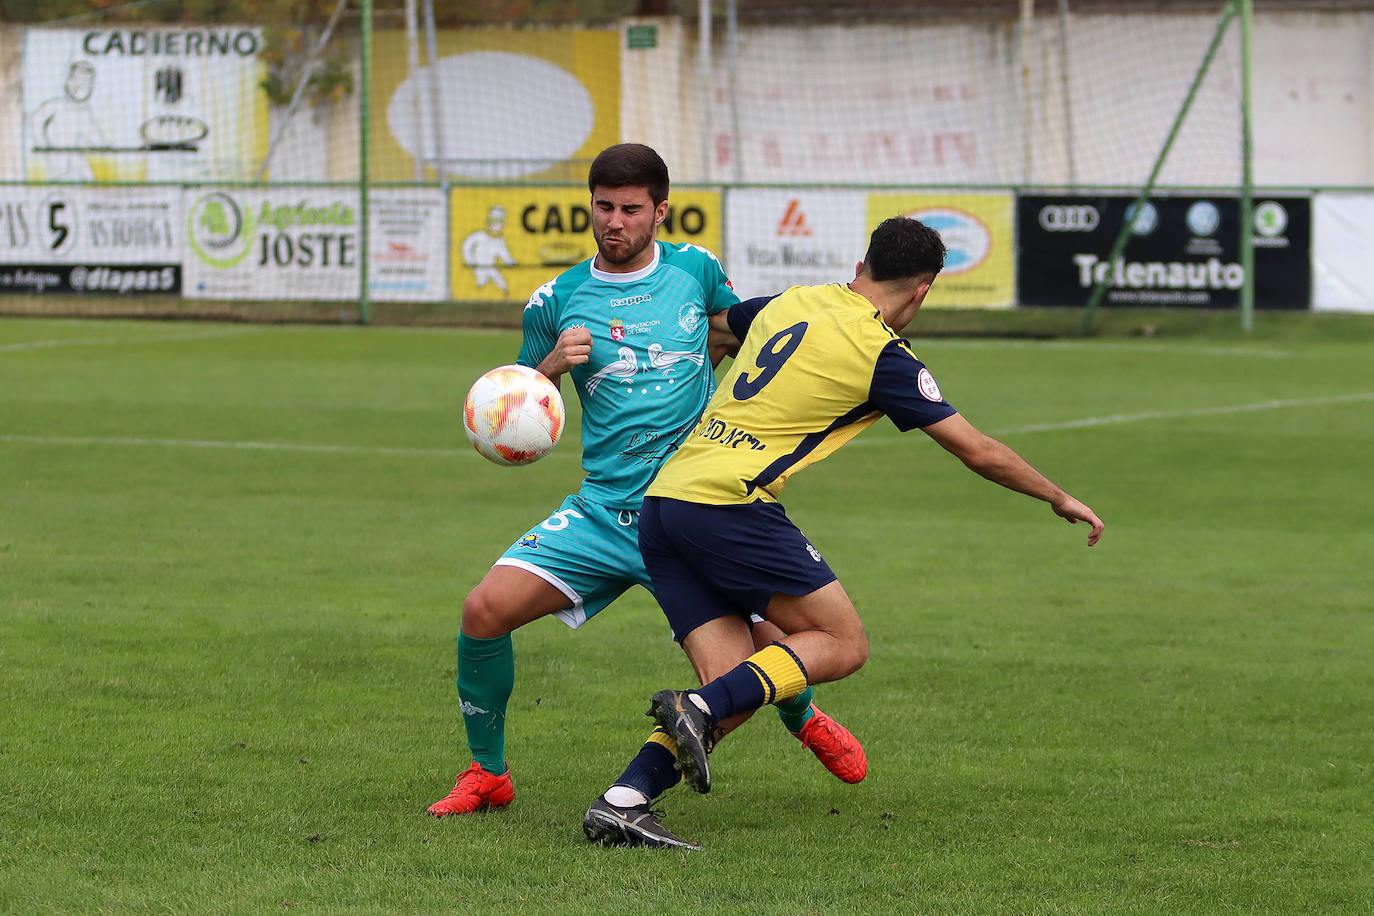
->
[1253, 13, 1374, 186]
[685, 10, 1373, 187]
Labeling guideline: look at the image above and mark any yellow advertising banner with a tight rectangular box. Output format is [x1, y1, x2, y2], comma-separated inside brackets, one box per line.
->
[370, 29, 620, 183]
[868, 192, 1015, 308]
[451, 187, 723, 301]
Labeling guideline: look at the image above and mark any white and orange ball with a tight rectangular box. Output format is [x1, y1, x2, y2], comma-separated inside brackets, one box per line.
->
[463, 364, 565, 466]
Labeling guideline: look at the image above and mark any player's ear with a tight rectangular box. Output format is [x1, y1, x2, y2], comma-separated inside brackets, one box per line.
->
[912, 276, 934, 308]
[654, 199, 669, 227]
[854, 260, 865, 280]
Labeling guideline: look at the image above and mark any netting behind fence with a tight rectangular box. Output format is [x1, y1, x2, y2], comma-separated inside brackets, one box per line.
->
[1, 2, 1371, 320]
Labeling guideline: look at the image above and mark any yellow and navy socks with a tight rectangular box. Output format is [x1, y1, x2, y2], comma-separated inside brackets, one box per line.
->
[695, 642, 810, 722]
[607, 727, 682, 805]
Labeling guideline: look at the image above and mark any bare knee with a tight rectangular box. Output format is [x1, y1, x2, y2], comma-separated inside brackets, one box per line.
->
[460, 565, 573, 639]
[842, 629, 869, 677]
[461, 585, 515, 639]
[826, 625, 868, 680]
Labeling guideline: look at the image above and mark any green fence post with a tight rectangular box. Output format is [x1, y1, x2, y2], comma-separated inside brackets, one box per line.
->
[1238, 0, 1255, 333]
[358, 0, 373, 325]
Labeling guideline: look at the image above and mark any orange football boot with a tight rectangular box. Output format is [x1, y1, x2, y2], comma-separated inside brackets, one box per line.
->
[797, 706, 867, 784]
[427, 762, 514, 816]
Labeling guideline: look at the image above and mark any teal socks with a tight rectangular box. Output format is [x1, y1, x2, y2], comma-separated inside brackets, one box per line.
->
[775, 684, 816, 734]
[456, 631, 515, 774]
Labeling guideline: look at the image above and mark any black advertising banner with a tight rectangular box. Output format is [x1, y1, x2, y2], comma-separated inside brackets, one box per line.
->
[0, 263, 181, 295]
[1017, 194, 1311, 309]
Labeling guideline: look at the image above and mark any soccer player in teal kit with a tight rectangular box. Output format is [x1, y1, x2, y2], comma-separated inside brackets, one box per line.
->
[429, 145, 864, 816]
[583, 217, 1103, 848]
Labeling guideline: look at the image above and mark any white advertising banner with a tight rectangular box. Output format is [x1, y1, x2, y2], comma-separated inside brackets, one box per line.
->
[22, 27, 268, 183]
[183, 187, 361, 301]
[1313, 193, 1374, 313]
[183, 187, 450, 302]
[723, 189, 868, 299]
[0, 185, 181, 295]
[368, 188, 448, 302]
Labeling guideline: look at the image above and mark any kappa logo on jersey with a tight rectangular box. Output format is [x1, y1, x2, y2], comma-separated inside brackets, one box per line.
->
[777, 199, 812, 237]
[525, 278, 555, 310]
[672, 243, 734, 289]
[515, 533, 542, 550]
[805, 542, 823, 563]
[609, 318, 626, 341]
[917, 367, 943, 402]
[460, 700, 489, 716]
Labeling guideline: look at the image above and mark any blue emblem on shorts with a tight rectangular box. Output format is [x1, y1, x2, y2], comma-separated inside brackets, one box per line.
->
[516, 534, 542, 550]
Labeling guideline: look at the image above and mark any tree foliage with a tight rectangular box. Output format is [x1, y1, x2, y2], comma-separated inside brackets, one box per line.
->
[1, 0, 670, 27]
[0, 0, 672, 108]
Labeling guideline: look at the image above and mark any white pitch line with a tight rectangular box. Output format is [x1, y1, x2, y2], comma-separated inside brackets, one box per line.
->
[920, 339, 1295, 359]
[0, 433, 465, 458]
[0, 327, 261, 353]
[988, 391, 1374, 436]
[3, 393, 1370, 459]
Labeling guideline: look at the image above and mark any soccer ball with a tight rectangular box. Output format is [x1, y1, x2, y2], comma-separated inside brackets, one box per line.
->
[463, 364, 565, 466]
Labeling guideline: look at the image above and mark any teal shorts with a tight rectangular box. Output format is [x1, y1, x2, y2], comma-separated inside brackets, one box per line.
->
[493, 494, 651, 629]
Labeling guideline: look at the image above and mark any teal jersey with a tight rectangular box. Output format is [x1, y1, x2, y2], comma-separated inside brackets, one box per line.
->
[518, 240, 739, 510]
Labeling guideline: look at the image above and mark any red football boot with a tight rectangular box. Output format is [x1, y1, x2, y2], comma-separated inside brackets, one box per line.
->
[797, 706, 867, 784]
[427, 762, 514, 816]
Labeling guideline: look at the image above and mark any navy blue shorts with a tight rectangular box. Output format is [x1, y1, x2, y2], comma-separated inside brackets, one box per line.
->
[638, 495, 838, 643]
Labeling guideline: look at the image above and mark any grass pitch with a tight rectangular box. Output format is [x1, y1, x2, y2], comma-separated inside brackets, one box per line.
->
[2, 315, 1372, 913]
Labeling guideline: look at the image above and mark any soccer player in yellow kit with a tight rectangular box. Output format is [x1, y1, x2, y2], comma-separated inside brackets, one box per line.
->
[583, 216, 1104, 849]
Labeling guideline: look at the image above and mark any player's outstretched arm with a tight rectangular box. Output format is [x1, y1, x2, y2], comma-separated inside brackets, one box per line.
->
[534, 326, 593, 386]
[921, 413, 1104, 546]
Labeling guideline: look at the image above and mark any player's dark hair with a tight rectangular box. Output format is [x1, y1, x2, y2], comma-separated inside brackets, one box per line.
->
[588, 144, 670, 206]
[864, 217, 946, 282]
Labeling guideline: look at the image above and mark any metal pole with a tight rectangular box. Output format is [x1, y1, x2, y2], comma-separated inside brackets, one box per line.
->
[1020, 0, 1035, 184]
[1078, 3, 1237, 334]
[726, 0, 742, 184]
[698, 0, 712, 181]
[1056, 0, 1076, 186]
[359, 0, 373, 324]
[1238, 0, 1255, 333]
[422, 0, 448, 189]
[405, 0, 423, 182]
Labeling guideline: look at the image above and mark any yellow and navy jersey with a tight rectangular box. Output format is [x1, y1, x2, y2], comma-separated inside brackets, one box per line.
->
[646, 283, 957, 505]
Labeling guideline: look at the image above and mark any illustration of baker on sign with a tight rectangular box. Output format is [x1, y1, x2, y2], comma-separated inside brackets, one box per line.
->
[28, 58, 208, 181]
[27, 61, 110, 180]
[459, 205, 517, 294]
